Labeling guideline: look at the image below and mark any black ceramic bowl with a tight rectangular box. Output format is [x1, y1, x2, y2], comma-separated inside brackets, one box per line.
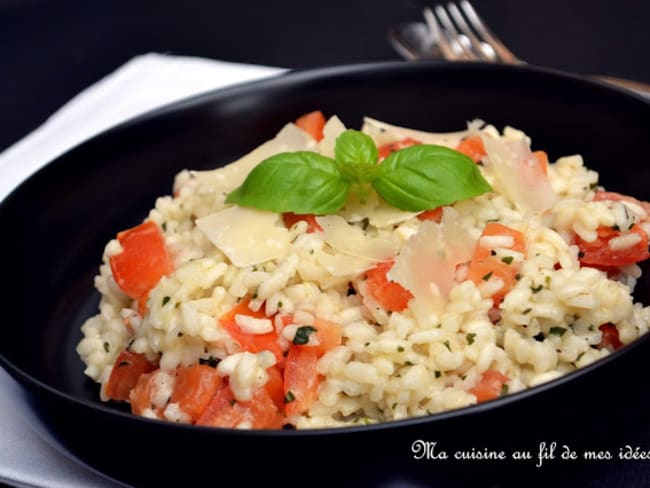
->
[1, 62, 649, 488]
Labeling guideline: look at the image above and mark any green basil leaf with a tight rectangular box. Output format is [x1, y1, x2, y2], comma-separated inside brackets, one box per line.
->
[226, 151, 350, 214]
[335, 130, 378, 167]
[372, 144, 492, 211]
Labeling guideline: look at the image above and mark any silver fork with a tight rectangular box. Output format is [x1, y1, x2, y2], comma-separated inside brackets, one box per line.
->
[422, 1, 521, 64]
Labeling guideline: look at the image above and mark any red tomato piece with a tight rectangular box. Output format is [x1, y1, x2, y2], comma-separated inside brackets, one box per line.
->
[455, 135, 486, 163]
[105, 350, 157, 401]
[283, 346, 320, 417]
[365, 260, 414, 312]
[576, 225, 650, 267]
[417, 207, 443, 223]
[282, 212, 323, 233]
[109, 221, 174, 300]
[469, 370, 509, 403]
[171, 365, 222, 422]
[219, 297, 284, 363]
[377, 137, 421, 160]
[598, 323, 623, 351]
[295, 110, 326, 141]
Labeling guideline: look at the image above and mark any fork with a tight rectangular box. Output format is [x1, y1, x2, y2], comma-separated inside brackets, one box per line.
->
[422, 1, 521, 64]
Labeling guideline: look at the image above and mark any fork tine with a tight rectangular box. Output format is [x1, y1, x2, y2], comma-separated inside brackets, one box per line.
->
[446, 2, 496, 62]
[432, 5, 478, 60]
[423, 7, 461, 61]
[459, 0, 521, 64]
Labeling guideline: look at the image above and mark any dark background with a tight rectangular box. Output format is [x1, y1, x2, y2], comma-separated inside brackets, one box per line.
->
[1, 0, 649, 153]
[1, 1, 649, 486]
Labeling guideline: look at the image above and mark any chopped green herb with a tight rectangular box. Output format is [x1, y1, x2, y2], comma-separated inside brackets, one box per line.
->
[162, 296, 171, 306]
[161, 222, 167, 232]
[522, 308, 532, 315]
[501, 256, 514, 265]
[629, 222, 635, 230]
[533, 332, 545, 342]
[588, 324, 595, 331]
[435, 370, 442, 378]
[466, 333, 476, 345]
[531, 284, 543, 293]
[482, 271, 493, 281]
[392, 402, 397, 410]
[397, 345, 405, 352]
[589, 182, 598, 190]
[443, 340, 451, 351]
[404, 361, 414, 366]
[103, 342, 110, 353]
[612, 224, 620, 231]
[545, 276, 551, 287]
[277, 301, 283, 308]
[284, 391, 296, 404]
[293, 325, 317, 345]
[199, 356, 220, 368]
[576, 351, 586, 362]
[515, 274, 522, 281]
[500, 384, 509, 396]
[364, 342, 370, 347]
[549, 326, 567, 337]
[177, 332, 183, 337]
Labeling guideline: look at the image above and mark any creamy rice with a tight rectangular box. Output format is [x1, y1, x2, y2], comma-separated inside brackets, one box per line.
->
[76, 115, 650, 429]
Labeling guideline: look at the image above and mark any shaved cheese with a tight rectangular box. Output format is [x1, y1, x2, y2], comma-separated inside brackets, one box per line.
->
[388, 208, 475, 314]
[196, 207, 290, 266]
[316, 215, 399, 260]
[318, 116, 347, 158]
[361, 117, 484, 148]
[482, 135, 556, 214]
[317, 251, 375, 277]
[173, 123, 314, 195]
[338, 190, 417, 227]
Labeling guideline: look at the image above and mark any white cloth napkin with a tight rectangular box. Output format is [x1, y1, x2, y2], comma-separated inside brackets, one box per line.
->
[0, 53, 286, 488]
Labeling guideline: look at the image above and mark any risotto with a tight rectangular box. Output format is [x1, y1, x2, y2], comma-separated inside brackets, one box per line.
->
[77, 111, 650, 429]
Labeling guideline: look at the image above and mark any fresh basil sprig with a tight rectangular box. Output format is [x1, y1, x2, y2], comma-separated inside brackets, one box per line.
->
[226, 129, 492, 213]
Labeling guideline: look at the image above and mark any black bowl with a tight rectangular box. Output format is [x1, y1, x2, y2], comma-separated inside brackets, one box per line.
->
[1, 61, 649, 487]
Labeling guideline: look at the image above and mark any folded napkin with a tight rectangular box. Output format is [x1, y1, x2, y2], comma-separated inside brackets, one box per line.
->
[0, 53, 285, 488]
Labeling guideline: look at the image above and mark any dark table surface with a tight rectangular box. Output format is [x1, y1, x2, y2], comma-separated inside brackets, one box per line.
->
[2, 0, 649, 486]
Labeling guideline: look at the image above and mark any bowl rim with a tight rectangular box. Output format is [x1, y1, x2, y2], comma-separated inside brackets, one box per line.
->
[1, 59, 649, 437]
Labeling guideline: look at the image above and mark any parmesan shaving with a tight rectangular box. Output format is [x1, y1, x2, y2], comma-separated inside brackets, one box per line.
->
[196, 206, 290, 266]
[316, 215, 399, 260]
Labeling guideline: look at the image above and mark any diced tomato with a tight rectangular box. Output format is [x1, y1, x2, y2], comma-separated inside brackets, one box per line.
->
[265, 366, 285, 411]
[197, 382, 283, 429]
[295, 110, 326, 141]
[283, 346, 320, 417]
[576, 224, 650, 267]
[129, 371, 162, 417]
[171, 365, 222, 421]
[109, 221, 174, 300]
[467, 223, 526, 306]
[466, 258, 516, 307]
[598, 323, 623, 351]
[377, 137, 421, 160]
[365, 260, 414, 312]
[469, 370, 509, 403]
[473, 222, 527, 261]
[593, 190, 650, 217]
[532, 150, 549, 176]
[105, 350, 157, 402]
[137, 290, 150, 317]
[282, 212, 323, 233]
[310, 318, 343, 356]
[417, 207, 443, 223]
[219, 297, 284, 363]
[455, 135, 486, 163]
